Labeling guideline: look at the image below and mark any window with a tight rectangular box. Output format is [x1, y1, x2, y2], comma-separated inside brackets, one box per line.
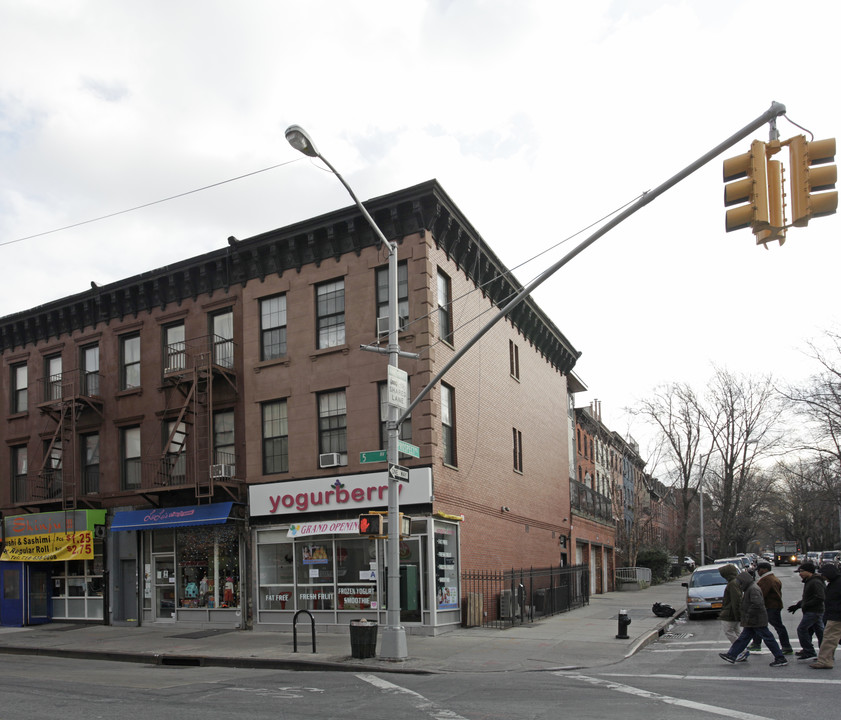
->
[82, 433, 100, 494]
[81, 345, 100, 396]
[12, 445, 27, 503]
[262, 399, 288, 474]
[316, 280, 345, 349]
[214, 410, 235, 466]
[513, 428, 523, 472]
[260, 295, 287, 360]
[120, 335, 141, 390]
[318, 390, 347, 456]
[509, 340, 520, 379]
[212, 309, 234, 368]
[43, 439, 62, 498]
[375, 262, 408, 331]
[11, 363, 27, 413]
[164, 323, 185, 371]
[45, 354, 63, 401]
[437, 270, 452, 343]
[378, 381, 412, 449]
[122, 426, 141, 490]
[441, 383, 456, 466]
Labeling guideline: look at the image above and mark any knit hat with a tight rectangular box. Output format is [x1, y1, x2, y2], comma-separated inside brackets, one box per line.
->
[756, 561, 772, 571]
[799, 561, 816, 573]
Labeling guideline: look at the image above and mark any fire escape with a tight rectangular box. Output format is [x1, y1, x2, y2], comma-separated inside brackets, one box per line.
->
[148, 334, 240, 505]
[35, 368, 104, 511]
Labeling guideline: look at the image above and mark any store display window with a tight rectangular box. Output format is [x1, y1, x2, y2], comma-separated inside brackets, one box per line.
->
[176, 524, 240, 609]
[50, 540, 105, 620]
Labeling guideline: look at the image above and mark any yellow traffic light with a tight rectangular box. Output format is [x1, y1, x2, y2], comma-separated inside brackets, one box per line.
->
[723, 139, 770, 233]
[756, 157, 786, 247]
[789, 135, 837, 227]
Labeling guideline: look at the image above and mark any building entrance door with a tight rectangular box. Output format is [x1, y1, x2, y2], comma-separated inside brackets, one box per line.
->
[152, 554, 176, 621]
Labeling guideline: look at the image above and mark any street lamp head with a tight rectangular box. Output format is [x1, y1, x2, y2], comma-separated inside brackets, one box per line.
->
[285, 125, 320, 158]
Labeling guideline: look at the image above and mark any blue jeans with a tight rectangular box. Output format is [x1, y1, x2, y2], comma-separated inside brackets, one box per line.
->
[797, 611, 825, 653]
[726, 626, 783, 660]
[767, 608, 792, 651]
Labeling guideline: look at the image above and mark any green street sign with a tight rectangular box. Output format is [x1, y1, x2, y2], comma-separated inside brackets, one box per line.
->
[398, 440, 420, 458]
[359, 450, 387, 464]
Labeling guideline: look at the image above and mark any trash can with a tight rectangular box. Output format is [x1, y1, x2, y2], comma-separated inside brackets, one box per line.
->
[349, 619, 378, 659]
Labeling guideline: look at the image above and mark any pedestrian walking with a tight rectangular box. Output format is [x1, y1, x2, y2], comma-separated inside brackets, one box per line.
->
[719, 570, 788, 667]
[749, 561, 794, 655]
[788, 561, 826, 660]
[810, 562, 841, 669]
[718, 564, 743, 654]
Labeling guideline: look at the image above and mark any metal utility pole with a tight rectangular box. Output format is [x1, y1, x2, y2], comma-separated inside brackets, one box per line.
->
[285, 125, 416, 660]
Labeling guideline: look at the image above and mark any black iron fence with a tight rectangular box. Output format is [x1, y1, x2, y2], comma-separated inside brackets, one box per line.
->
[461, 564, 589, 628]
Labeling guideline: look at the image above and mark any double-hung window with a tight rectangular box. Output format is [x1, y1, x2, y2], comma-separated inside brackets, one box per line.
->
[441, 383, 456, 466]
[513, 428, 523, 473]
[11, 363, 28, 413]
[45, 354, 63, 401]
[122, 427, 141, 490]
[316, 280, 345, 349]
[214, 410, 235, 466]
[375, 262, 408, 332]
[318, 390, 347, 458]
[260, 295, 287, 360]
[262, 399, 289, 474]
[121, 335, 141, 390]
[437, 270, 452, 344]
[164, 323, 186, 372]
[81, 344, 100, 396]
[82, 433, 100, 494]
[12, 445, 28, 503]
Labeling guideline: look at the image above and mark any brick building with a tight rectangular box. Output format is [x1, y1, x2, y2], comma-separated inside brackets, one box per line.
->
[0, 180, 581, 633]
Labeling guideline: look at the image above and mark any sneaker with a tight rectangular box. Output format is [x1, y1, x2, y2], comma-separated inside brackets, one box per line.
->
[719, 652, 736, 664]
[769, 657, 789, 667]
[748, 645, 761, 652]
[796, 650, 816, 659]
[809, 662, 832, 669]
[736, 650, 750, 662]
[782, 648, 794, 655]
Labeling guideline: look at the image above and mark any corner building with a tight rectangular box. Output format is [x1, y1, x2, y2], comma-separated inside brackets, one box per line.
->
[0, 180, 580, 635]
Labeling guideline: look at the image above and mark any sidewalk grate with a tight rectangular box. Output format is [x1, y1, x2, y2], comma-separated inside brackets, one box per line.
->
[662, 632, 693, 639]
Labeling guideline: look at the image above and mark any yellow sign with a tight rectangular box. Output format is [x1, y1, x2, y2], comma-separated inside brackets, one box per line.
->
[0, 530, 95, 562]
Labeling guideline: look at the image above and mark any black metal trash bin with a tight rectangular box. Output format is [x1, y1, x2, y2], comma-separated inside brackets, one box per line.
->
[349, 619, 378, 659]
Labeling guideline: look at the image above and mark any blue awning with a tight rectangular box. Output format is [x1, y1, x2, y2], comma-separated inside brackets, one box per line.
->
[111, 502, 234, 532]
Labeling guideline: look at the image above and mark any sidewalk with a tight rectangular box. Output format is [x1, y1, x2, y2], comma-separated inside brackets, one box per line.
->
[0, 578, 688, 674]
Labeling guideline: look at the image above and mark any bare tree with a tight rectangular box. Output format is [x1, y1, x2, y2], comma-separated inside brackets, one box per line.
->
[700, 368, 782, 554]
[631, 382, 714, 560]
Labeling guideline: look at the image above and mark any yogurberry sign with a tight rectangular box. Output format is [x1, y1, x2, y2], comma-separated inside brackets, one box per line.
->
[249, 469, 433, 517]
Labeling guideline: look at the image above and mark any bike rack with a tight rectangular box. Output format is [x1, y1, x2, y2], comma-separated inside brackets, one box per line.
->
[292, 609, 316, 653]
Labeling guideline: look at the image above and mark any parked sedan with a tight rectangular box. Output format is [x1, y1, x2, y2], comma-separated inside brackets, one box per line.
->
[683, 564, 729, 620]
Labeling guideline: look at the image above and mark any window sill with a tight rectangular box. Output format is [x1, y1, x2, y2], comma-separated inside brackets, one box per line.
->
[309, 345, 350, 361]
[254, 357, 291, 373]
[115, 387, 143, 398]
[442, 461, 458, 471]
[7, 411, 28, 420]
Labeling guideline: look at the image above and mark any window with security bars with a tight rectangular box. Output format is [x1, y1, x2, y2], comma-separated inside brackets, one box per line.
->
[316, 279, 345, 349]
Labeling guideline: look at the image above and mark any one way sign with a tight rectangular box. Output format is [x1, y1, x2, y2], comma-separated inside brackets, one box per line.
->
[388, 463, 410, 482]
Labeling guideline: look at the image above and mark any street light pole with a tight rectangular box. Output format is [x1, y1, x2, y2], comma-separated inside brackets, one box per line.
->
[699, 476, 705, 565]
[285, 125, 409, 659]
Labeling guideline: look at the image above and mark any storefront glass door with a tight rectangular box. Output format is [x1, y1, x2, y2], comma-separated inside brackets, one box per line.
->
[153, 555, 176, 620]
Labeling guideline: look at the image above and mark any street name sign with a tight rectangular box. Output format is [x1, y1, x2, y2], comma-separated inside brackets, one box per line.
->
[398, 440, 420, 458]
[387, 365, 409, 409]
[359, 450, 387, 464]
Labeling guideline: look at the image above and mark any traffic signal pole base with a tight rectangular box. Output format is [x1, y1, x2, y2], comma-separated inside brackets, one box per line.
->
[379, 625, 408, 660]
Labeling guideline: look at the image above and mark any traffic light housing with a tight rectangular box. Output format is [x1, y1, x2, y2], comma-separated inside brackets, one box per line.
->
[358, 513, 383, 536]
[723, 139, 770, 233]
[755, 156, 786, 246]
[788, 135, 837, 227]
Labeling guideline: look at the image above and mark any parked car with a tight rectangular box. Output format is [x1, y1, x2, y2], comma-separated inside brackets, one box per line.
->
[714, 556, 752, 574]
[819, 550, 841, 565]
[806, 551, 821, 565]
[684, 556, 696, 571]
[683, 564, 729, 620]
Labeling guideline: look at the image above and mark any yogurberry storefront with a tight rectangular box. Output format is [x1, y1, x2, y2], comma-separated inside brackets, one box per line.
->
[249, 469, 462, 634]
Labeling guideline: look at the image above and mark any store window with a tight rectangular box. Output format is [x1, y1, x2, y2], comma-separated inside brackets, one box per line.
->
[51, 542, 105, 620]
[434, 521, 459, 610]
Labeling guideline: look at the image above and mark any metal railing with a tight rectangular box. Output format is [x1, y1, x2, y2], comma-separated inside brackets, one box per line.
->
[615, 567, 652, 586]
[461, 564, 589, 629]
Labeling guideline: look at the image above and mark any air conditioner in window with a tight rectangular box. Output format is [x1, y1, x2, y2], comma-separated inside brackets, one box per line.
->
[319, 452, 342, 468]
[210, 463, 235, 479]
[377, 315, 409, 335]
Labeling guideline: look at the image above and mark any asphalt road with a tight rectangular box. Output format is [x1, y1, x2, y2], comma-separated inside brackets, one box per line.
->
[1, 566, 837, 720]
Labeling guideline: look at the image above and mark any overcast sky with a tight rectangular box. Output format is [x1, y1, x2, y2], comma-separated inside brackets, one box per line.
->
[1, 0, 839, 460]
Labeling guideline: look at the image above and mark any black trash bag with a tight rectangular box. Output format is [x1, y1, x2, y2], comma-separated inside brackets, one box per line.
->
[652, 602, 676, 617]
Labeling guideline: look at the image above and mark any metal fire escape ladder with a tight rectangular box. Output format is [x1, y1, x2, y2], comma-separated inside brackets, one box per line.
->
[193, 346, 214, 501]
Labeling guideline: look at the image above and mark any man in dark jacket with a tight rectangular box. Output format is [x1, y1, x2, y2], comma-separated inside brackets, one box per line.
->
[810, 563, 841, 669]
[718, 564, 742, 648]
[752, 561, 794, 654]
[720, 571, 788, 667]
[788, 561, 826, 660]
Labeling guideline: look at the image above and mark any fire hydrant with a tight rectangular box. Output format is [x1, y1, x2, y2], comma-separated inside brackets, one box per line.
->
[616, 609, 632, 639]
